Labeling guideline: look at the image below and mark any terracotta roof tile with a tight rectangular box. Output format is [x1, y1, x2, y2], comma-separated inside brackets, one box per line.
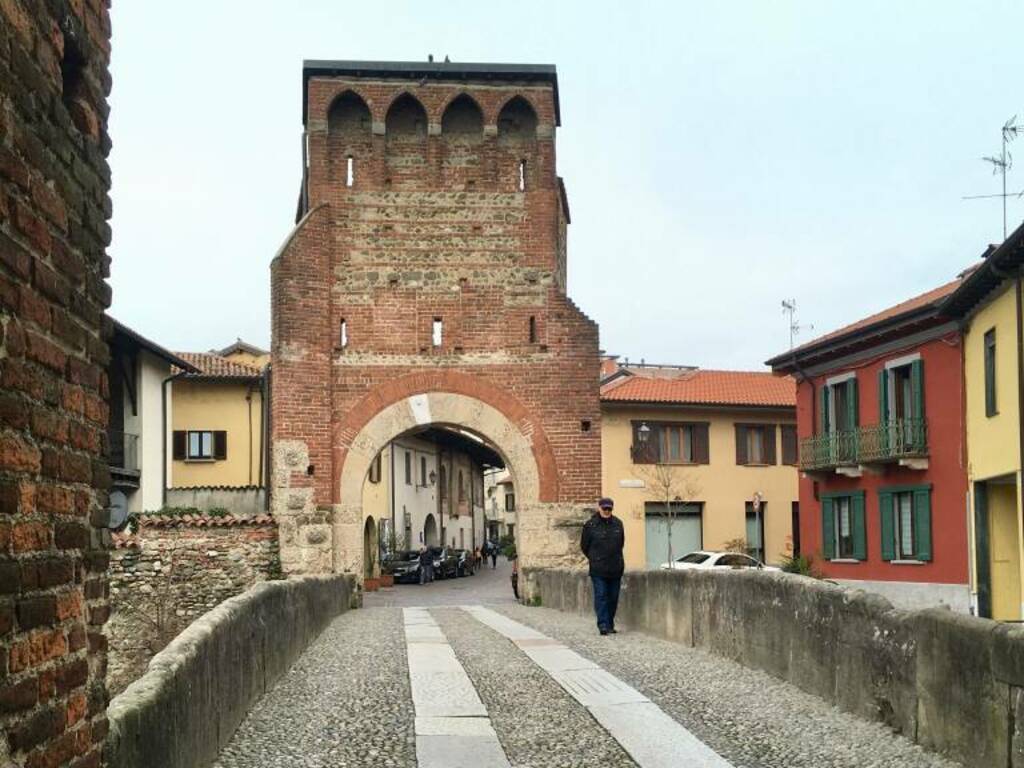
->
[175, 352, 263, 378]
[601, 369, 795, 407]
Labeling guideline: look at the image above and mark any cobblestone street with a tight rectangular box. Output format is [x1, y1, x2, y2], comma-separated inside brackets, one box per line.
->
[213, 566, 962, 768]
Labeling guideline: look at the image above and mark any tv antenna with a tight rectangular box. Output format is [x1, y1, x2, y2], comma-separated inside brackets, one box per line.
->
[782, 299, 812, 350]
[963, 115, 1024, 240]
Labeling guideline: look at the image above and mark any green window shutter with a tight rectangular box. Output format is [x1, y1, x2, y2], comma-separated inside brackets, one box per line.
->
[213, 431, 228, 460]
[735, 424, 748, 465]
[847, 379, 859, 427]
[820, 386, 830, 434]
[821, 497, 835, 560]
[911, 359, 925, 421]
[879, 491, 895, 561]
[172, 431, 186, 461]
[914, 487, 932, 562]
[878, 369, 889, 423]
[852, 493, 867, 560]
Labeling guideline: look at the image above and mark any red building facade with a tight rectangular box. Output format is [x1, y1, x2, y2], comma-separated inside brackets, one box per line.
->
[769, 274, 970, 611]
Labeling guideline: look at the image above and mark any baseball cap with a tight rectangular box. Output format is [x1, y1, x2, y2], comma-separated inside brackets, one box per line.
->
[598, 497, 614, 510]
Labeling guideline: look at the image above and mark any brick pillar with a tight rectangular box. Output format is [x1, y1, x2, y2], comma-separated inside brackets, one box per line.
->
[0, 3, 112, 766]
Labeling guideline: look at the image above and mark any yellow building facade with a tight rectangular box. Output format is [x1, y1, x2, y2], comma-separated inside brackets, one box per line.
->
[170, 352, 266, 489]
[600, 365, 798, 570]
[945, 239, 1024, 620]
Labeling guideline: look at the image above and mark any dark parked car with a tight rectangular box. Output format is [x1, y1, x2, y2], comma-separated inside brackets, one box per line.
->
[382, 550, 422, 584]
[430, 547, 460, 579]
[454, 549, 476, 577]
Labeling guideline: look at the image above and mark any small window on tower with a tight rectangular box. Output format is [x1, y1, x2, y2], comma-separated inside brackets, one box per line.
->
[518, 159, 527, 191]
[528, 315, 537, 343]
[432, 318, 443, 347]
[346, 156, 354, 187]
[340, 319, 348, 348]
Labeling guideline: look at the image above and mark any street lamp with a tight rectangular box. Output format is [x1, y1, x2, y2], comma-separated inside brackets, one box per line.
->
[638, 422, 651, 444]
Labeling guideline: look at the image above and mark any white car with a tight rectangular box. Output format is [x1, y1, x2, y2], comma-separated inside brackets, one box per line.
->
[660, 550, 780, 572]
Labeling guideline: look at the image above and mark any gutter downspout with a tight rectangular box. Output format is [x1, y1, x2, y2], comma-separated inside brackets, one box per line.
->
[161, 371, 189, 507]
[246, 385, 254, 486]
[258, 370, 266, 496]
[788, 354, 814, 557]
[263, 365, 272, 510]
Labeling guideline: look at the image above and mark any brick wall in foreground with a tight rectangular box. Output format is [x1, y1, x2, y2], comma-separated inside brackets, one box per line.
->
[0, 2, 113, 766]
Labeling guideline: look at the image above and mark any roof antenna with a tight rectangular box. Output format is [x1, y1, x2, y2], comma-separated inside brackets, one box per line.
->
[964, 114, 1024, 240]
[782, 299, 812, 350]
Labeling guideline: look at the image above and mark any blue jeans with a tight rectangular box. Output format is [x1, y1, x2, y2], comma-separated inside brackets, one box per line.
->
[591, 575, 621, 631]
[419, 564, 434, 584]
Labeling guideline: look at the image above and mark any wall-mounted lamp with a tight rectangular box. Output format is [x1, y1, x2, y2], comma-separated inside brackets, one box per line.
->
[429, 470, 437, 486]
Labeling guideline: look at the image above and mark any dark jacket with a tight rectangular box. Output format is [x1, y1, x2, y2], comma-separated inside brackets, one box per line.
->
[580, 514, 625, 578]
[418, 550, 433, 567]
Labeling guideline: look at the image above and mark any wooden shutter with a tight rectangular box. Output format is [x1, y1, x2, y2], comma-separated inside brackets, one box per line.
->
[781, 425, 797, 465]
[847, 379, 859, 427]
[692, 423, 710, 464]
[213, 431, 227, 460]
[821, 497, 835, 560]
[631, 421, 659, 464]
[852, 492, 866, 560]
[735, 424, 748, 465]
[172, 430, 186, 460]
[910, 359, 924, 421]
[879, 491, 895, 561]
[878, 369, 889, 423]
[913, 487, 932, 562]
[820, 387, 830, 434]
[764, 424, 777, 465]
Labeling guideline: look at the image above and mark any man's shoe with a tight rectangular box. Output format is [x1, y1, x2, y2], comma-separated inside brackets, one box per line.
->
[609, 627, 618, 634]
[599, 627, 610, 636]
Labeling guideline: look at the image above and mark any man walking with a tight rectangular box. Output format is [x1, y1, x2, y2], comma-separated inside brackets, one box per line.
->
[490, 540, 499, 569]
[580, 497, 624, 635]
[418, 546, 434, 585]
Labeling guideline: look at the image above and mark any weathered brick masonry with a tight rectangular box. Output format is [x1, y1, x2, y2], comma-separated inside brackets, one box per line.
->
[271, 61, 601, 576]
[0, 1, 113, 767]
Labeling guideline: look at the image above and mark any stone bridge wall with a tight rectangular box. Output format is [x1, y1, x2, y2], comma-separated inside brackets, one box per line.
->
[525, 567, 1024, 768]
[104, 574, 355, 768]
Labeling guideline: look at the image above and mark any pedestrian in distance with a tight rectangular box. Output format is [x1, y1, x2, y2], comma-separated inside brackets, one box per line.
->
[473, 545, 482, 570]
[511, 554, 520, 600]
[490, 540, 498, 569]
[418, 546, 434, 585]
[580, 497, 625, 636]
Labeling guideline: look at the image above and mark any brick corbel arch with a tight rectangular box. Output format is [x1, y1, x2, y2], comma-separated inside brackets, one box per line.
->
[331, 370, 559, 503]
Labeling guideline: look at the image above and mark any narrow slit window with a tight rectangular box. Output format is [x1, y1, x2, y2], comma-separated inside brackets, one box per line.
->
[340, 319, 348, 348]
[518, 159, 526, 191]
[432, 318, 443, 347]
[346, 156, 354, 187]
[528, 315, 537, 343]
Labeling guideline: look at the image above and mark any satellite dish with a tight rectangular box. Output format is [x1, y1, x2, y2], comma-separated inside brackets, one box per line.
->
[108, 491, 129, 531]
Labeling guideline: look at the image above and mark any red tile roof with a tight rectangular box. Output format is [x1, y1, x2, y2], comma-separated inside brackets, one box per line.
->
[601, 369, 796, 407]
[175, 352, 263, 379]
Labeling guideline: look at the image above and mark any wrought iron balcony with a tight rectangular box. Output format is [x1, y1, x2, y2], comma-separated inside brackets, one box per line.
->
[108, 430, 140, 473]
[799, 418, 927, 472]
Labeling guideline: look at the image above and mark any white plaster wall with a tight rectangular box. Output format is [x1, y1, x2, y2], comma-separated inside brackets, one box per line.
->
[139, 351, 171, 512]
[391, 437, 439, 548]
[834, 578, 971, 614]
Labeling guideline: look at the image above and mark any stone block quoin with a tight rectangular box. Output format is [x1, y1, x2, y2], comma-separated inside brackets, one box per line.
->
[271, 61, 601, 573]
[0, 1, 114, 767]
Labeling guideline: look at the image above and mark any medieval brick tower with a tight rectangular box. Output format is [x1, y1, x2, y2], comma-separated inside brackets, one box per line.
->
[271, 60, 600, 581]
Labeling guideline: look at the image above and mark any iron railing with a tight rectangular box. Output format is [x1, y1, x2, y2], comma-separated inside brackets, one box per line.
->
[109, 430, 140, 472]
[799, 418, 927, 471]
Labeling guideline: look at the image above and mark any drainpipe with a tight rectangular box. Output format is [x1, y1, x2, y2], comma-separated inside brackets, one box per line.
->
[161, 371, 189, 507]
[246, 385, 254, 486]
[262, 365, 272, 510]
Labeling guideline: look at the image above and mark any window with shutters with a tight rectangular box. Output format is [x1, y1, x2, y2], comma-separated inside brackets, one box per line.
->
[505, 492, 516, 512]
[985, 329, 997, 417]
[188, 431, 213, 460]
[781, 425, 798, 465]
[439, 465, 448, 501]
[630, 421, 709, 465]
[878, 485, 932, 562]
[823, 377, 858, 433]
[404, 451, 412, 485]
[735, 424, 777, 466]
[177, 430, 227, 462]
[821, 491, 866, 561]
[878, 357, 926, 457]
[420, 456, 427, 487]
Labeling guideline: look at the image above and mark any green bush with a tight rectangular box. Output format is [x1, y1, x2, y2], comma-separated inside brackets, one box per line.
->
[779, 552, 823, 579]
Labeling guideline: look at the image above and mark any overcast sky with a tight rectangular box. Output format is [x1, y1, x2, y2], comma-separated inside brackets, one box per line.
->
[108, 1, 1024, 369]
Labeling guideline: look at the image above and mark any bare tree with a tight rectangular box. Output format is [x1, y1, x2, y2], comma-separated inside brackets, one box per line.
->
[637, 463, 702, 566]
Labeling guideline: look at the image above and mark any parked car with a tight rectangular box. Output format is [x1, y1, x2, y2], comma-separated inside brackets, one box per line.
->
[454, 549, 476, 577]
[382, 550, 422, 584]
[660, 550, 779, 572]
[430, 547, 460, 579]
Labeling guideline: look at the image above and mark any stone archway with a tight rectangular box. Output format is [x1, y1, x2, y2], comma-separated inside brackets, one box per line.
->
[274, 389, 588, 581]
[423, 514, 438, 547]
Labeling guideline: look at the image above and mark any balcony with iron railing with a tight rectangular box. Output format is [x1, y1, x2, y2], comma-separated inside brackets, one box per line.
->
[799, 418, 928, 472]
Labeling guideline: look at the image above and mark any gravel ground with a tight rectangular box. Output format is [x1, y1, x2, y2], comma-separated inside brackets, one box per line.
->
[435, 608, 637, 768]
[213, 607, 416, 768]
[495, 605, 963, 768]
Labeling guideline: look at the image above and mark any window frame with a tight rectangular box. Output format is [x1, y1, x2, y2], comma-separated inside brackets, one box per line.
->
[821, 491, 866, 562]
[187, 430, 214, 461]
[631, 421, 709, 465]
